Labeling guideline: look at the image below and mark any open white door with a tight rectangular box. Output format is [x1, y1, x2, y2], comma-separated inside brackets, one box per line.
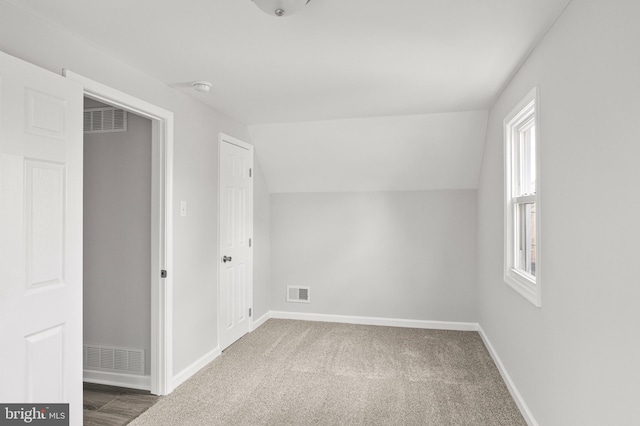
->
[0, 51, 83, 423]
[218, 134, 253, 351]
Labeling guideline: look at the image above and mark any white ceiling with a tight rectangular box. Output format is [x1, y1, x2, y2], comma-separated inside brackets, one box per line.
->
[6, 0, 570, 125]
[5, 0, 571, 192]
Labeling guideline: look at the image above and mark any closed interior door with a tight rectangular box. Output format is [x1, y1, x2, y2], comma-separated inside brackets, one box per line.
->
[0, 50, 83, 422]
[218, 135, 253, 351]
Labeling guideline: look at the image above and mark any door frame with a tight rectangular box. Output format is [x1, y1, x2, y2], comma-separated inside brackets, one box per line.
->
[217, 133, 254, 350]
[63, 70, 174, 395]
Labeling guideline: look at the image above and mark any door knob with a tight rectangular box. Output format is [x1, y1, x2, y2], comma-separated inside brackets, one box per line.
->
[222, 255, 232, 263]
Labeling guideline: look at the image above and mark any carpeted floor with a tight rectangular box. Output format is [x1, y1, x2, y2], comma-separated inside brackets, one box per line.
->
[130, 319, 526, 425]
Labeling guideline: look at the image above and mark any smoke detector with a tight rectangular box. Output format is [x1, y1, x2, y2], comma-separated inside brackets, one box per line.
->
[192, 81, 212, 93]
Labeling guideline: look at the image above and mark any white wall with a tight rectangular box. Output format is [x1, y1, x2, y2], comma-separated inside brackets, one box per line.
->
[83, 105, 152, 375]
[0, 2, 251, 377]
[476, 0, 640, 424]
[271, 190, 477, 322]
[252, 158, 271, 320]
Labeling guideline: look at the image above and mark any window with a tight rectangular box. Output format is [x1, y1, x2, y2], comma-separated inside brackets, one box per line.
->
[504, 87, 541, 307]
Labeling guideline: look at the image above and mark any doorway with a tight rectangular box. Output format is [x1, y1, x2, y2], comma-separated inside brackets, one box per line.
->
[65, 70, 174, 396]
[82, 97, 153, 391]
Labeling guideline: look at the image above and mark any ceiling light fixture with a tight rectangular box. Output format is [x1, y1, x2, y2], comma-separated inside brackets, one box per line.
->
[192, 81, 212, 93]
[251, 0, 311, 17]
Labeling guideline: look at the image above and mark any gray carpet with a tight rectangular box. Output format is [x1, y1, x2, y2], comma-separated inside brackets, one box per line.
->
[130, 319, 525, 425]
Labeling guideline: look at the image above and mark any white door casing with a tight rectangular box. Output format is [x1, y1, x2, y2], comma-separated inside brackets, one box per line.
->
[218, 134, 253, 351]
[63, 70, 174, 396]
[0, 51, 83, 422]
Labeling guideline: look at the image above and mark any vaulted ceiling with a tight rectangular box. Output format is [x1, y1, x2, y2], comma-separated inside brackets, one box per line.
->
[249, 111, 488, 193]
[6, 0, 571, 191]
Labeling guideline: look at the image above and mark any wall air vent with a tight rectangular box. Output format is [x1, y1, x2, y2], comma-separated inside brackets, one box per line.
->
[287, 286, 310, 303]
[83, 344, 144, 375]
[83, 107, 128, 133]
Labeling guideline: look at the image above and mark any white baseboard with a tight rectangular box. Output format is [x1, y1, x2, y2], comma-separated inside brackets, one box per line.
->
[83, 370, 151, 391]
[172, 346, 221, 390]
[252, 311, 272, 330]
[268, 311, 479, 331]
[478, 325, 538, 426]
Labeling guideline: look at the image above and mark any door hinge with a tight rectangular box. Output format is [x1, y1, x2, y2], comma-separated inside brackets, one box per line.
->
[249, 308, 252, 317]
[249, 168, 252, 178]
[161, 270, 167, 278]
[249, 238, 252, 247]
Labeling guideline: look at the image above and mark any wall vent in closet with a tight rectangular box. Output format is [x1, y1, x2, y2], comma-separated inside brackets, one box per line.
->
[83, 107, 128, 133]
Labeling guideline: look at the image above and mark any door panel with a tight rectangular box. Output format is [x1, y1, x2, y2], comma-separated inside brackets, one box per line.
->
[26, 325, 65, 401]
[26, 160, 65, 289]
[218, 137, 253, 351]
[26, 89, 68, 140]
[0, 50, 83, 424]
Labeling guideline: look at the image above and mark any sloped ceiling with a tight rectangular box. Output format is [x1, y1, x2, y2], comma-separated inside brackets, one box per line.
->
[3, 0, 571, 192]
[250, 111, 488, 192]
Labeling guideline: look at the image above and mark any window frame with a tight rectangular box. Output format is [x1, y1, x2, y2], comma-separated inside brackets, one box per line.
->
[503, 87, 541, 307]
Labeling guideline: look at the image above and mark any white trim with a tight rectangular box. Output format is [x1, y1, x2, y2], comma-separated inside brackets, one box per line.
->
[269, 311, 479, 331]
[478, 325, 538, 426]
[251, 311, 272, 331]
[172, 347, 221, 390]
[64, 71, 172, 120]
[63, 70, 174, 396]
[219, 133, 254, 151]
[83, 370, 151, 391]
[503, 86, 542, 307]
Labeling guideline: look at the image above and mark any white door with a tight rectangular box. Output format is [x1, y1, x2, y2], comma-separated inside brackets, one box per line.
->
[218, 135, 253, 351]
[0, 51, 83, 422]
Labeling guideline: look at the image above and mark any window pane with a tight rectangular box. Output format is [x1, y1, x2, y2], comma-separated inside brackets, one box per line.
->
[518, 124, 536, 196]
[516, 202, 536, 276]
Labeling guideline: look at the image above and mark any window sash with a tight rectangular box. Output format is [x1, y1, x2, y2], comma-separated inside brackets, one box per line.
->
[513, 194, 535, 204]
[503, 87, 540, 307]
[511, 117, 536, 198]
[513, 201, 536, 277]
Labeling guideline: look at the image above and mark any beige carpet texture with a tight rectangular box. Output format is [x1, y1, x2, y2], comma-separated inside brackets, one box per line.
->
[130, 319, 526, 425]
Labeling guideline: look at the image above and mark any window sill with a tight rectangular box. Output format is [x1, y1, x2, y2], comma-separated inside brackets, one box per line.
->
[504, 268, 541, 307]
